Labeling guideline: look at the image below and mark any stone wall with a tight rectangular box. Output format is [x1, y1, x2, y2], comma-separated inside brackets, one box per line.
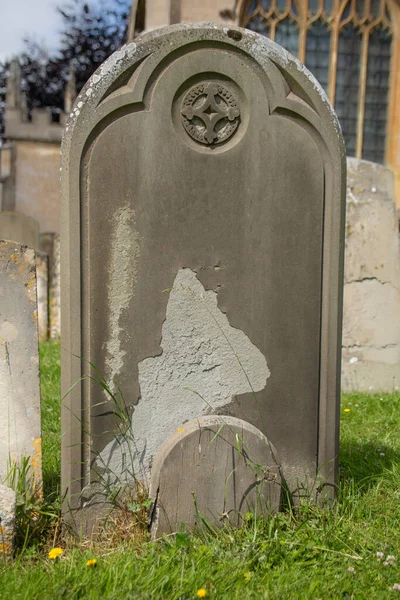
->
[13, 141, 61, 234]
[0, 211, 40, 249]
[342, 157, 400, 392]
[180, 0, 234, 23]
[144, 0, 234, 29]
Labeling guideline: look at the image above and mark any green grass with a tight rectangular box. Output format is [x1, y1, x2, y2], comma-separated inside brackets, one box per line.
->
[39, 341, 61, 497]
[1, 341, 399, 599]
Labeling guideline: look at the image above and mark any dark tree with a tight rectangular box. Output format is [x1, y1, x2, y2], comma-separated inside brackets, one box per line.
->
[0, 61, 7, 140]
[0, 0, 130, 139]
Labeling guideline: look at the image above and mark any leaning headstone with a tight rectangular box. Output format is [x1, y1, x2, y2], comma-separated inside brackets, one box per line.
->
[0, 484, 16, 560]
[61, 24, 345, 529]
[0, 240, 42, 493]
[149, 416, 281, 537]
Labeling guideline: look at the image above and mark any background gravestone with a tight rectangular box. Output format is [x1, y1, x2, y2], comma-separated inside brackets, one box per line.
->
[61, 23, 345, 528]
[0, 211, 40, 250]
[0, 240, 42, 492]
[342, 158, 400, 391]
[36, 251, 49, 342]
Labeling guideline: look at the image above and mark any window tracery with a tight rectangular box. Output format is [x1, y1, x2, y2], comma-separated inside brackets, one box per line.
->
[238, 0, 397, 164]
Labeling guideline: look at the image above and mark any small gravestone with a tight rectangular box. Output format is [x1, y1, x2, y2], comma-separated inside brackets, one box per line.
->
[0, 240, 42, 493]
[150, 416, 281, 537]
[61, 24, 345, 529]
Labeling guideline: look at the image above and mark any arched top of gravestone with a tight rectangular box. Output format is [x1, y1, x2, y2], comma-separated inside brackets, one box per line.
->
[61, 22, 345, 166]
[60, 22, 346, 518]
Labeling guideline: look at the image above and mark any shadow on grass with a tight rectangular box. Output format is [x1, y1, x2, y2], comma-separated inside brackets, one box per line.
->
[43, 470, 61, 498]
[339, 439, 400, 489]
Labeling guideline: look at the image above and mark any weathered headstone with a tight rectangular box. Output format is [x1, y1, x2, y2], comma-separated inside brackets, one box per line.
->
[0, 483, 16, 560]
[61, 24, 345, 529]
[342, 158, 400, 391]
[149, 416, 281, 537]
[0, 240, 42, 493]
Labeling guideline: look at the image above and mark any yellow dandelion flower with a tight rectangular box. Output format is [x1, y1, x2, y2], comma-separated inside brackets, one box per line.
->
[86, 558, 97, 567]
[196, 589, 207, 598]
[48, 547, 63, 560]
[344, 408, 350, 413]
[177, 427, 184, 433]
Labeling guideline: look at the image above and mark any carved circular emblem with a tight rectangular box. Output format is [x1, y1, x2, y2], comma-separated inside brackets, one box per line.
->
[181, 82, 240, 146]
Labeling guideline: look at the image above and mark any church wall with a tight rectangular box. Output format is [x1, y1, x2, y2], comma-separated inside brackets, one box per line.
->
[14, 141, 61, 234]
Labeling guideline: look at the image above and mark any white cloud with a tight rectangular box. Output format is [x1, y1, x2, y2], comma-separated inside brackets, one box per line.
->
[0, 0, 62, 62]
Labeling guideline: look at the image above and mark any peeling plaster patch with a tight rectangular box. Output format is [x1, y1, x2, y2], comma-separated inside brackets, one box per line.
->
[99, 268, 270, 484]
[104, 204, 140, 394]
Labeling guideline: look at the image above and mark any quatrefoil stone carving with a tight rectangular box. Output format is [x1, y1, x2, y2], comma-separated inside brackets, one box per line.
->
[181, 82, 240, 146]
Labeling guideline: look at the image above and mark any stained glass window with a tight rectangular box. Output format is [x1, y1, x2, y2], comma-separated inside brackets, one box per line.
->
[239, 0, 394, 164]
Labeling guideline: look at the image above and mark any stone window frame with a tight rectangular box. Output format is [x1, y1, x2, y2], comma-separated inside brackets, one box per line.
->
[237, 0, 400, 172]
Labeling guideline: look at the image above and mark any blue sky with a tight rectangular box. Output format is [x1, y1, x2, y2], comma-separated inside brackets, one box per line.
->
[0, 0, 62, 61]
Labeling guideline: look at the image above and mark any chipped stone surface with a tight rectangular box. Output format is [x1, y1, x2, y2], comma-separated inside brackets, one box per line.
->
[99, 268, 270, 483]
[149, 415, 281, 537]
[0, 240, 42, 491]
[0, 484, 16, 560]
[342, 158, 400, 391]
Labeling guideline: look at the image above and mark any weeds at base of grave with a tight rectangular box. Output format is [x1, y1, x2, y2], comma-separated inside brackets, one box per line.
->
[2, 343, 400, 600]
[99, 480, 151, 547]
[4, 457, 62, 558]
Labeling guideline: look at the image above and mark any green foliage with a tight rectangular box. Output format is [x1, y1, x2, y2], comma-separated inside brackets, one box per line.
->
[2, 342, 62, 556]
[39, 341, 61, 497]
[2, 343, 399, 598]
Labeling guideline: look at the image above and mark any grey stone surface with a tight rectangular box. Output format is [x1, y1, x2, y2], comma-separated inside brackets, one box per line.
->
[342, 158, 400, 392]
[36, 252, 49, 342]
[49, 235, 60, 340]
[149, 416, 281, 537]
[99, 268, 270, 483]
[0, 240, 42, 492]
[0, 211, 40, 249]
[0, 484, 16, 560]
[61, 23, 345, 525]
[39, 233, 61, 339]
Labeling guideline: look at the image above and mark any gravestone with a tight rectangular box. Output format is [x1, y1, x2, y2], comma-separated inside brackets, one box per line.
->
[40, 233, 61, 339]
[36, 251, 49, 342]
[0, 240, 42, 493]
[0, 484, 16, 560]
[342, 158, 400, 391]
[61, 23, 345, 529]
[149, 416, 281, 537]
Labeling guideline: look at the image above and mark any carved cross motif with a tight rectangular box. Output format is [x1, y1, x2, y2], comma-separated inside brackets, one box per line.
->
[181, 83, 240, 146]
